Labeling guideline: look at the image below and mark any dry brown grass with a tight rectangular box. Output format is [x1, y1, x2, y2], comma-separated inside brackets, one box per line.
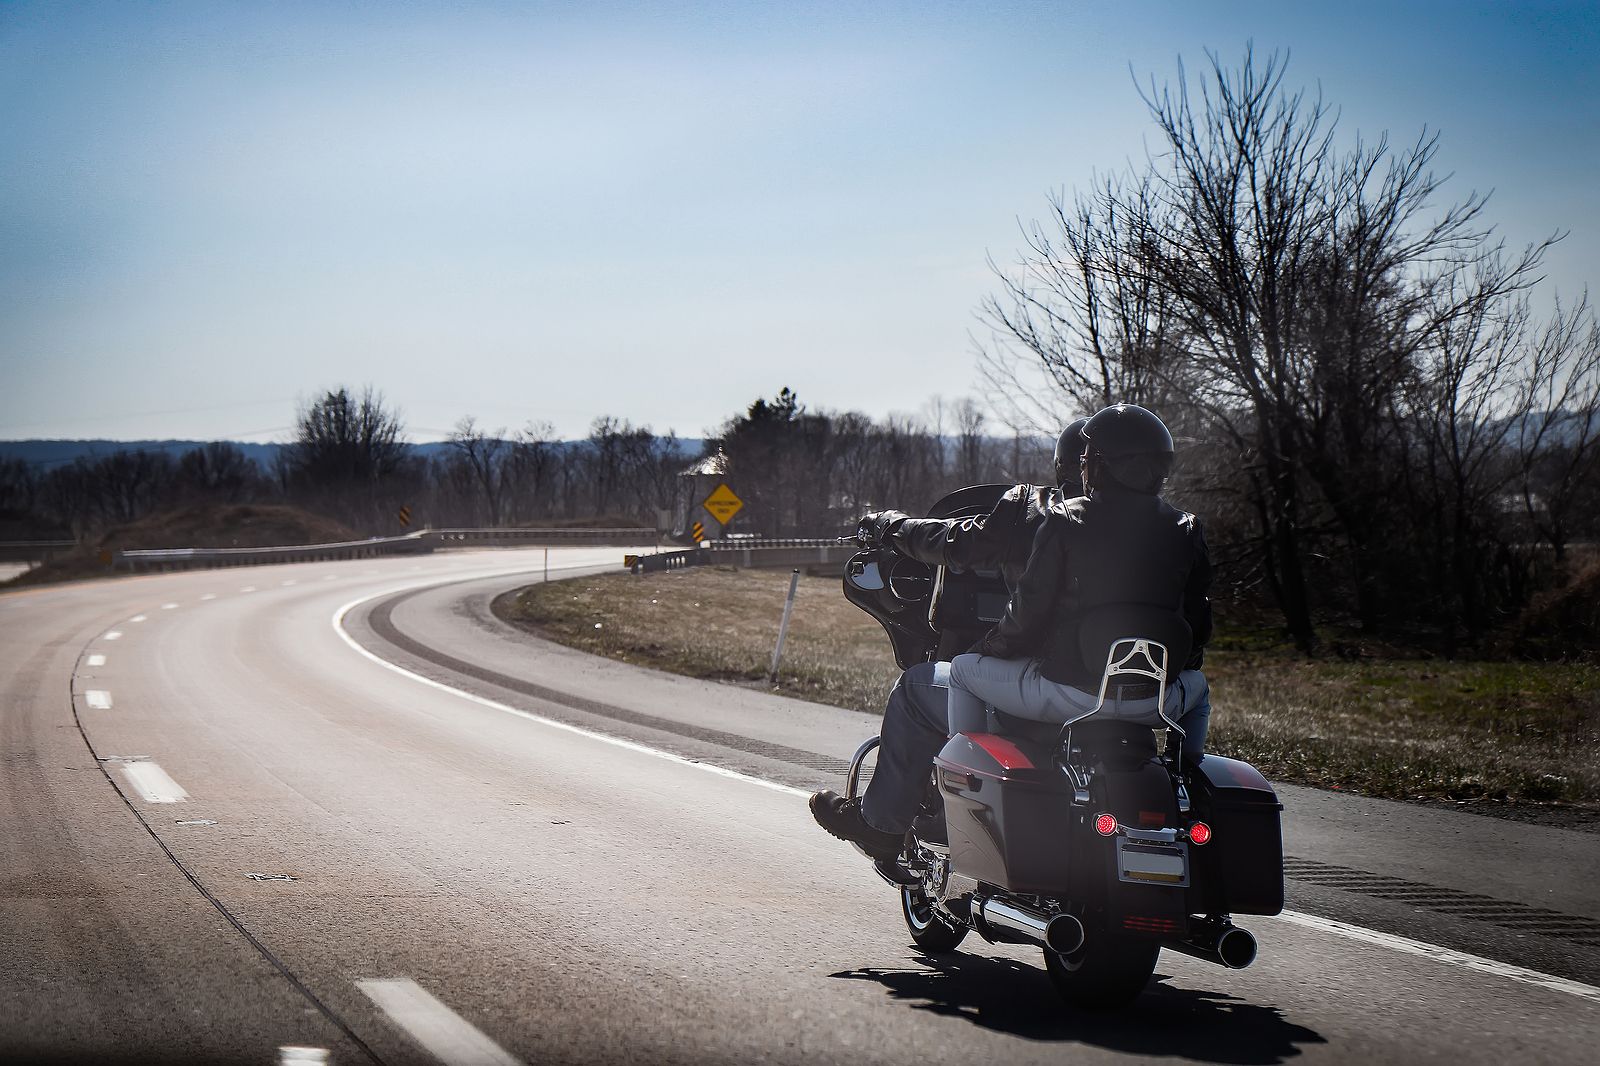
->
[497, 566, 1600, 818]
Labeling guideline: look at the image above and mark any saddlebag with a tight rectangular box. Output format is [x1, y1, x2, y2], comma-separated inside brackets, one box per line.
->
[935, 732, 1076, 895]
[1185, 755, 1285, 915]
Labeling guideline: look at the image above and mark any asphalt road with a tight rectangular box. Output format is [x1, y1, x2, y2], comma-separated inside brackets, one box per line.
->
[3, 547, 1598, 1065]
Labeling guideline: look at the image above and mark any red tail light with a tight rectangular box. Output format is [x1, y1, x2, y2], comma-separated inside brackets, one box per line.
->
[1189, 821, 1213, 845]
[1094, 813, 1119, 836]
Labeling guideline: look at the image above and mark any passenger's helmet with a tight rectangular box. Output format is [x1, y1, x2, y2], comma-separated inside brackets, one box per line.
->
[1052, 417, 1091, 491]
[1082, 403, 1174, 495]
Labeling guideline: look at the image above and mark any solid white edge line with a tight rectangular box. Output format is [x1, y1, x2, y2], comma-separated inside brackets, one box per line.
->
[332, 591, 805, 799]
[357, 978, 522, 1066]
[1272, 910, 1600, 1003]
[331, 586, 1600, 1004]
[119, 761, 190, 803]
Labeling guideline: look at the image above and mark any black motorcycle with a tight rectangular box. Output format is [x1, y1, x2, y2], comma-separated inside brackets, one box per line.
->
[842, 485, 1284, 1007]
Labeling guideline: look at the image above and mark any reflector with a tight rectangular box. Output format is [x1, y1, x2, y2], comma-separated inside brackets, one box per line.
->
[1094, 813, 1118, 836]
[1189, 821, 1213, 845]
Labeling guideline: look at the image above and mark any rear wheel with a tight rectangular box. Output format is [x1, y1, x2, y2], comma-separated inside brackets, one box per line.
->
[901, 886, 967, 952]
[1043, 933, 1160, 1008]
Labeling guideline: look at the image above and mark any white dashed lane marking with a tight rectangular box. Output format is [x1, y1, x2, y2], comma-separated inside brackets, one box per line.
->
[358, 979, 522, 1066]
[201, 593, 217, 601]
[241, 586, 257, 593]
[85, 690, 113, 709]
[278, 1047, 329, 1065]
[161, 603, 178, 610]
[119, 761, 189, 803]
[87, 654, 106, 667]
[103, 631, 121, 640]
[130, 615, 147, 623]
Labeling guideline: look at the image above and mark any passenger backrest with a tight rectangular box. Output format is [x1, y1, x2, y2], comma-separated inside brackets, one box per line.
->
[1076, 604, 1192, 694]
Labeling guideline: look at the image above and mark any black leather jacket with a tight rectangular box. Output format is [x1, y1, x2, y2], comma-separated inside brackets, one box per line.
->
[886, 484, 1060, 591]
[977, 489, 1212, 686]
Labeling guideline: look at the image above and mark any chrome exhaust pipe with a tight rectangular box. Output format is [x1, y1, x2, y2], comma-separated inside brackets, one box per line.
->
[976, 897, 1086, 955]
[1162, 923, 1257, 969]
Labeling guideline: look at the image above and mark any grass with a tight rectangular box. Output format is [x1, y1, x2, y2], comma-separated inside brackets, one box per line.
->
[495, 566, 1600, 823]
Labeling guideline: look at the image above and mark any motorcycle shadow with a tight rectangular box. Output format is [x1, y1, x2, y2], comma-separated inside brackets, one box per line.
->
[829, 950, 1327, 1065]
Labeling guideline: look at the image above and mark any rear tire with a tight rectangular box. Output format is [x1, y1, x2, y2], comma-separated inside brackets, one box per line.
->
[901, 886, 967, 952]
[1043, 934, 1160, 1008]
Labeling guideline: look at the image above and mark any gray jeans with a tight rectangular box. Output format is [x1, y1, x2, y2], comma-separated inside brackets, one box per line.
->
[948, 653, 1210, 755]
[859, 657, 1211, 835]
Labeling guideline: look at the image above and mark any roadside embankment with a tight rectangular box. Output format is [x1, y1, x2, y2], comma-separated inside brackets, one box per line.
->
[494, 566, 1600, 827]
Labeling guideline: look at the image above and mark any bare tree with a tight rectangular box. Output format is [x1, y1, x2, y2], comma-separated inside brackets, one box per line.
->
[282, 386, 411, 529]
[447, 417, 509, 525]
[1516, 295, 1600, 564]
[978, 46, 1558, 649]
[175, 443, 260, 504]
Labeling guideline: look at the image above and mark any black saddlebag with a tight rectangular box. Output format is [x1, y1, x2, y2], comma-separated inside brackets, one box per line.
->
[935, 732, 1076, 895]
[1185, 755, 1284, 915]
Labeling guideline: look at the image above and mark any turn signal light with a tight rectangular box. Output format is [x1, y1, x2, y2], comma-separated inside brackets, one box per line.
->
[1189, 821, 1213, 845]
[1094, 813, 1119, 836]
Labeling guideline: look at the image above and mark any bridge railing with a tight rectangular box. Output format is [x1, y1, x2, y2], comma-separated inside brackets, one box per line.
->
[631, 542, 854, 574]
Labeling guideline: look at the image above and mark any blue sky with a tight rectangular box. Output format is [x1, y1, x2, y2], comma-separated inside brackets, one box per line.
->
[2, 0, 1596, 442]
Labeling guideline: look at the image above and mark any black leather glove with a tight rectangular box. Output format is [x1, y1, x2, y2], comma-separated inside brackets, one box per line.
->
[857, 509, 910, 546]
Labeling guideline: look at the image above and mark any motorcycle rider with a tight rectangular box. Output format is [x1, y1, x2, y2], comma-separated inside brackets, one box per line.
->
[809, 419, 1088, 861]
[812, 403, 1211, 862]
[855, 416, 1088, 603]
[945, 403, 1211, 748]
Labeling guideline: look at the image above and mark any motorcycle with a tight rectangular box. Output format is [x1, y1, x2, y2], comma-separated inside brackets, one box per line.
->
[841, 485, 1284, 1007]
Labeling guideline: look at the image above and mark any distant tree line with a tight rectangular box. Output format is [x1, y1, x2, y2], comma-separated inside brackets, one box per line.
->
[977, 48, 1600, 651]
[0, 385, 1041, 545]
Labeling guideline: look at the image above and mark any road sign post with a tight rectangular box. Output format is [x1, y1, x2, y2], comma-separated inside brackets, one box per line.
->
[768, 569, 801, 684]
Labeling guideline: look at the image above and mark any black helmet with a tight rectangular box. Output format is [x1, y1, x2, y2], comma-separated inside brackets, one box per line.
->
[1052, 417, 1090, 491]
[1082, 403, 1174, 495]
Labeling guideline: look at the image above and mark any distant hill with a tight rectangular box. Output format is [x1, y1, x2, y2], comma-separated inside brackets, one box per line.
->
[0, 437, 708, 471]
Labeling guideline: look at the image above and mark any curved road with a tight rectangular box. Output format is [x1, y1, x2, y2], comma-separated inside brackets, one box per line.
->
[3, 548, 1598, 1065]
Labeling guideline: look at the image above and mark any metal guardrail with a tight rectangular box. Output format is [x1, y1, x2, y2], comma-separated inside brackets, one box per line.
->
[427, 527, 656, 547]
[708, 545, 854, 570]
[116, 533, 433, 571]
[630, 543, 854, 574]
[703, 537, 843, 549]
[114, 526, 659, 572]
[631, 547, 711, 574]
[0, 540, 74, 563]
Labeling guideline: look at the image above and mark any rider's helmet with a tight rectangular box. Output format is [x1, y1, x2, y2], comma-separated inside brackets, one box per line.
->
[1082, 403, 1174, 496]
[1052, 417, 1091, 492]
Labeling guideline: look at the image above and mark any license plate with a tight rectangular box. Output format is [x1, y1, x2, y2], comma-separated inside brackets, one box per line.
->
[1117, 840, 1189, 886]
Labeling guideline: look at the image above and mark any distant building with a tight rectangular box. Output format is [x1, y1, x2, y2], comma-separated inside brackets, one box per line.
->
[673, 450, 730, 542]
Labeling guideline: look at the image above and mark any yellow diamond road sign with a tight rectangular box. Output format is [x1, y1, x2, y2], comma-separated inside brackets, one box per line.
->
[702, 483, 744, 525]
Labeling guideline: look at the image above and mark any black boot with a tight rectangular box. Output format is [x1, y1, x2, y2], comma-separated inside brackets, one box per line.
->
[809, 790, 903, 861]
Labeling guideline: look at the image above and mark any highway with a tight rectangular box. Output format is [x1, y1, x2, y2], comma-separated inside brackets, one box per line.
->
[3, 547, 1598, 1065]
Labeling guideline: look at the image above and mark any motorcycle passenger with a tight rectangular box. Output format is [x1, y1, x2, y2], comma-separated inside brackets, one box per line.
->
[811, 403, 1212, 863]
[809, 419, 1090, 861]
[946, 403, 1212, 761]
